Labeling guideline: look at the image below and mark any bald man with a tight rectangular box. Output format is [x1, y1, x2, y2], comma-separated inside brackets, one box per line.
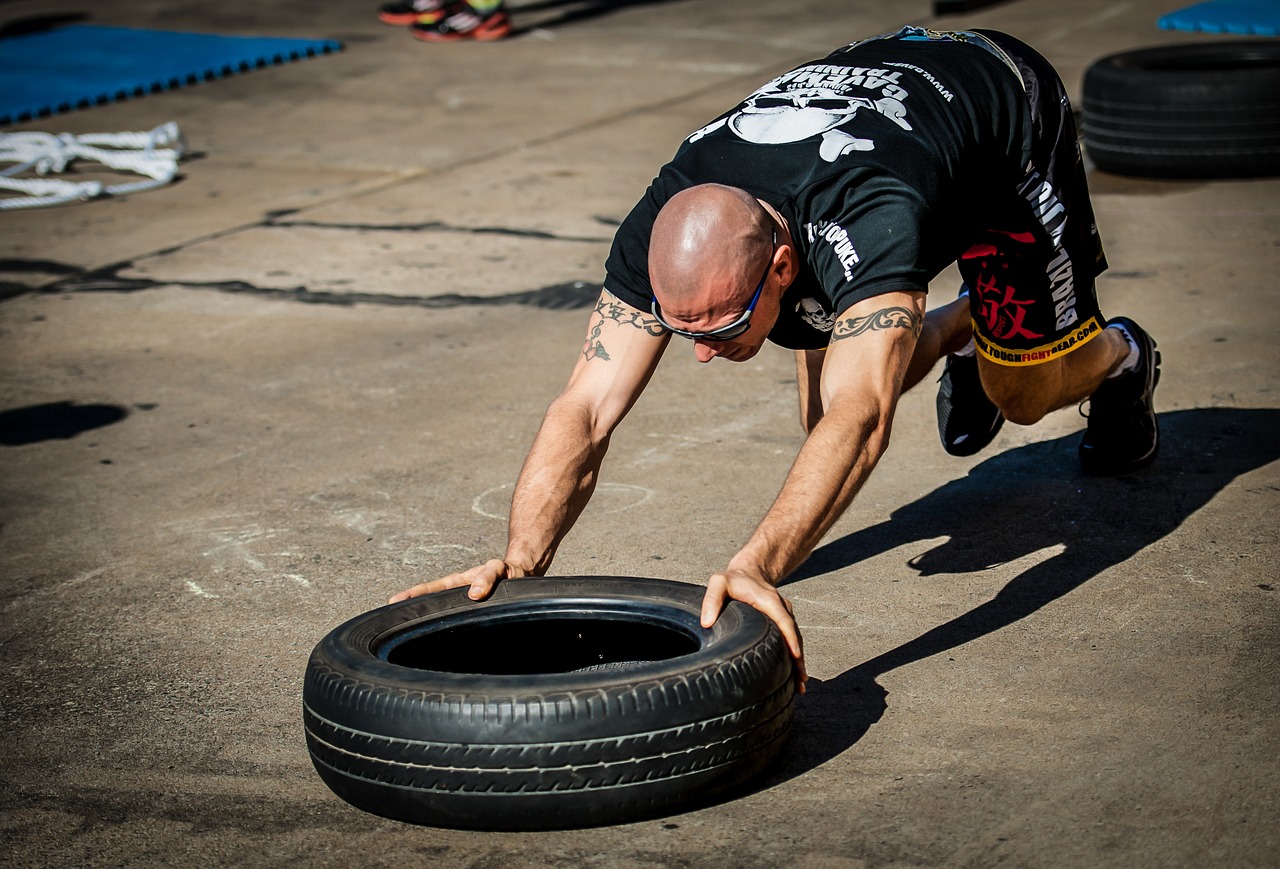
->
[392, 27, 1161, 691]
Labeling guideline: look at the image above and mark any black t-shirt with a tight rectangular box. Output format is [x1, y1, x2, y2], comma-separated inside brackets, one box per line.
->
[604, 34, 1031, 349]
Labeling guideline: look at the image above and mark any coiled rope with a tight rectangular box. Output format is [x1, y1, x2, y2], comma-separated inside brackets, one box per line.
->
[0, 122, 185, 210]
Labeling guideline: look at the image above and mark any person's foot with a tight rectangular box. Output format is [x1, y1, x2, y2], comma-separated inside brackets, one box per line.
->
[410, 2, 512, 41]
[1078, 317, 1161, 474]
[377, 0, 447, 26]
[936, 352, 1005, 456]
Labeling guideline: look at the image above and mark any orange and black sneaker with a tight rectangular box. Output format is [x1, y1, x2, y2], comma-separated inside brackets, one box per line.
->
[410, 2, 512, 41]
[377, 0, 447, 26]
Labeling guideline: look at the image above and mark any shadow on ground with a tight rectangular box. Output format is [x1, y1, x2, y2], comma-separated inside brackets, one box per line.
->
[0, 13, 88, 39]
[0, 401, 130, 446]
[770, 406, 1280, 782]
[510, 0, 688, 34]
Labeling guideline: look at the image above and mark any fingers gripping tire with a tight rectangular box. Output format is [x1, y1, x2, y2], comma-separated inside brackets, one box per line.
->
[302, 577, 796, 830]
[1082, 41, 1280, 178]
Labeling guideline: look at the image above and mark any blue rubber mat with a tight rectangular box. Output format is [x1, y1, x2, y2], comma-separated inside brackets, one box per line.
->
[1159, 0, 1280, 35]
[0, 25, 342, 126]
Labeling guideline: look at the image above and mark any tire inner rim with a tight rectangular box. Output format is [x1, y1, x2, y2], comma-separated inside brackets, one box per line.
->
[375, 603, 703, 675]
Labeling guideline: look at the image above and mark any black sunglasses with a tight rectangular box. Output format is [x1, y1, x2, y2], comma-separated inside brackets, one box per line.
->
[650, 230, 776, 342]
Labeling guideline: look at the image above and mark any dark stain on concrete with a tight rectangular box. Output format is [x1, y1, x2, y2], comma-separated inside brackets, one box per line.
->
[2, 257, 602, 310]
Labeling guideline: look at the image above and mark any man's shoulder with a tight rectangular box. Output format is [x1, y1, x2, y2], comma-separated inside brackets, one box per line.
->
[603, 178, 676, 310]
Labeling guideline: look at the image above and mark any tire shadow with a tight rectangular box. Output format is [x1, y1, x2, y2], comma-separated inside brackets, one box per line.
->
[768, 406, 1280, 783]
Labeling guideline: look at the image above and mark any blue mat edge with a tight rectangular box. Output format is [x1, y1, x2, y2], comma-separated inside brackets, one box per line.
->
[1158, 0, 1280, 35]
[0, 25, 343, 126]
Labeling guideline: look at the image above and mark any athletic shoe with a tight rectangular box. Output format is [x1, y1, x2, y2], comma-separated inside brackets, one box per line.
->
[410, 2, 512, 41]
[1078, 317, 1161, 474]
[377, 0, 447, 26]
[936, 352, 1005, 456]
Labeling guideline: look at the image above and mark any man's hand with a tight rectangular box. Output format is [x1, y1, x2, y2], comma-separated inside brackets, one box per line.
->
[700, 567, 807, 694]
[388, 558, 531, 604]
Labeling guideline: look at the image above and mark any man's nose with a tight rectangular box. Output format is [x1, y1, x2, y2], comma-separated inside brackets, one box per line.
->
[693, 341, 719, 363]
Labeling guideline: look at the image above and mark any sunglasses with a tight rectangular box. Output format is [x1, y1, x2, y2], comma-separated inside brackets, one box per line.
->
[650, 230, 776, 342]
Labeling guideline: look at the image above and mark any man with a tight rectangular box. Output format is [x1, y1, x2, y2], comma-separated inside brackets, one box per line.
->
[390, 27, 1161, 692]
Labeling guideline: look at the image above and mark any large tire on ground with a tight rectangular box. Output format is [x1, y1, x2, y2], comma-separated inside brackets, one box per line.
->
[302, 576, 796, 830]
[1081, 40, 1280, 178]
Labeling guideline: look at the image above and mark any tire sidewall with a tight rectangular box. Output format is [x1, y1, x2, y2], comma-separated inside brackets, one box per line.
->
[304, 576, 792, 744]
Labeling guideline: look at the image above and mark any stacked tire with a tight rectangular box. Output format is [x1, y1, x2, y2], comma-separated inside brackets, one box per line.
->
[1082, 40, 1280, 178]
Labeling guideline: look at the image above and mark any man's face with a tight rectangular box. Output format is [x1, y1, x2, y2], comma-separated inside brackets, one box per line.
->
[653, 241, 780, 364]
[689, 293, 779, 363]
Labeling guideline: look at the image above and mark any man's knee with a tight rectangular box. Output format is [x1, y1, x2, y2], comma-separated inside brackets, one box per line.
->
[980, 362, 1060, 426]
[989, 391, 1053, 426]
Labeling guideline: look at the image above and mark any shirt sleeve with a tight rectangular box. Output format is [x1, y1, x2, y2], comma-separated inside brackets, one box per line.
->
[602, 183, 663, 312]
[807, 175, 934, 314]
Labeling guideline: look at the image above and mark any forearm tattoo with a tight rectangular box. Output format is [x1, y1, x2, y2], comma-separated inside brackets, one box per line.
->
[582, 294, 666, 361]
[831, 306, 923, 343]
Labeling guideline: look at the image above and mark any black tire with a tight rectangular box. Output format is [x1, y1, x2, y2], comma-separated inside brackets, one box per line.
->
[1082, 41, 1280, 178]
[302, 576, 796, 830]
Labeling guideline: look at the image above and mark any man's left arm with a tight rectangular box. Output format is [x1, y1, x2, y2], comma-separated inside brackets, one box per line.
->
[700, 290, 926, 692]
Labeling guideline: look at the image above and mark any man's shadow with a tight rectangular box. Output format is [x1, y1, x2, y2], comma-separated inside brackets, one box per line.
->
[768, 406, 1280, 781]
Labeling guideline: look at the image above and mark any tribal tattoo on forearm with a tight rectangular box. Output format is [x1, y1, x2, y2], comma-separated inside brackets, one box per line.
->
[582, 294, 666, 361]
[830, 306, 923, 343]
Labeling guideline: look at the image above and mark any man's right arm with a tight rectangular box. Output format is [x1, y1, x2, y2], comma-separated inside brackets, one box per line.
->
[390, 290, 669, 603]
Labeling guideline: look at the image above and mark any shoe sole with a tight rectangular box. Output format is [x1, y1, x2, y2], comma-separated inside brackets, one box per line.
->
[411, 20, 511, 41]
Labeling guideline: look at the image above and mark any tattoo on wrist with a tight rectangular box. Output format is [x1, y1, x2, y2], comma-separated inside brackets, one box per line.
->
[831, 306, 923, 342]
[582, 294, 665, 361]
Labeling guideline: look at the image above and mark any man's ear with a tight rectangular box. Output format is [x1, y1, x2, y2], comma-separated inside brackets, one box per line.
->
[776, 241, 799, 290]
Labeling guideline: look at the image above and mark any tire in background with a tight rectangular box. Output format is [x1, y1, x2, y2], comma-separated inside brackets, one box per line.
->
[302, 576, 796, 830]
[1082, 40, 1280, 178]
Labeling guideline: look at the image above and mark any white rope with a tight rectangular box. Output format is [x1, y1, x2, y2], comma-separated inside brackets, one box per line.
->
[0, 122, 185, 210]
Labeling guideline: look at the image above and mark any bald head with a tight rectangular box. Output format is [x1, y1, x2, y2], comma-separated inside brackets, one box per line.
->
[649, 184, 774, 321]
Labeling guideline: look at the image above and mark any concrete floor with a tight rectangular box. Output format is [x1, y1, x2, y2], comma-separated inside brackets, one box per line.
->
[2, 0, 1277, 866]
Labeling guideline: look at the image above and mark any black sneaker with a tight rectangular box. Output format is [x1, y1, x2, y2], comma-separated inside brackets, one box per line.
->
[936, 352, 1005, 456]
[1078, 317, 1161, 474]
